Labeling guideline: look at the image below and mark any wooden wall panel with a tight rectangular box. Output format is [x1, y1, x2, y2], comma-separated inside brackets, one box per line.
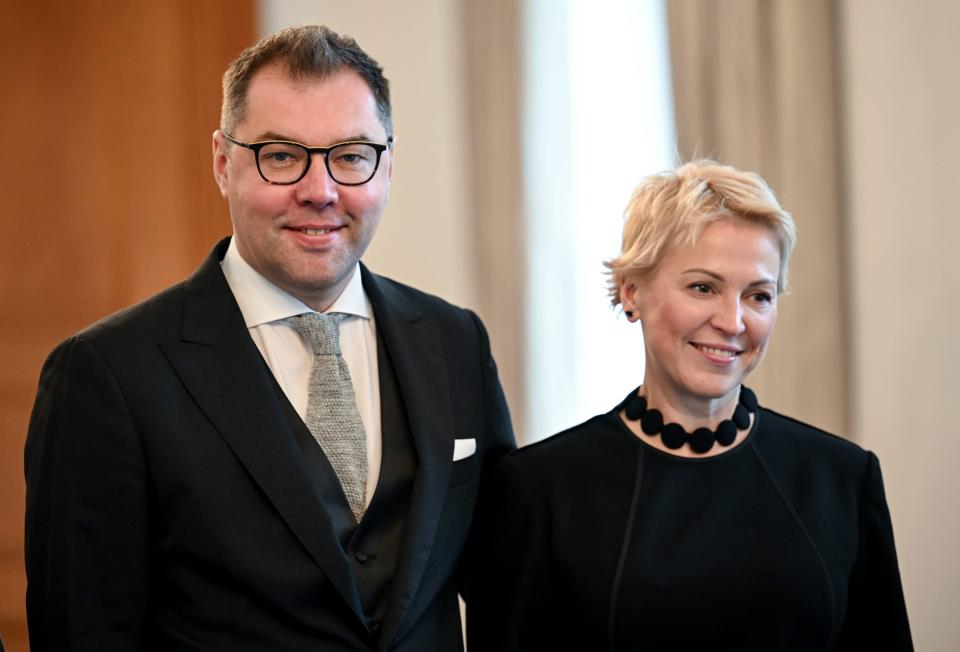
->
[0, 2, 254, 649]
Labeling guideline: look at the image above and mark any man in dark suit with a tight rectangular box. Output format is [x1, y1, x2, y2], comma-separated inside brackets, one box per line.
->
[24, 25, 514, 651]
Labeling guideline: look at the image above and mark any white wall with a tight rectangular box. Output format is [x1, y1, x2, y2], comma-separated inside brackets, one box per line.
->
[840, 1, 960, 648]
[522, 0, 675, 441]
[259, 0, 476, 308]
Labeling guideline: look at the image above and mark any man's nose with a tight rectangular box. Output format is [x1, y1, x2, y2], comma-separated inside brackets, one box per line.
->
[295, 154, 339, 206]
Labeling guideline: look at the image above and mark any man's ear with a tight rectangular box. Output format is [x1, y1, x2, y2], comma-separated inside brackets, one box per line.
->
[212, 130, 230, 198]
[385, 134, 396, 181]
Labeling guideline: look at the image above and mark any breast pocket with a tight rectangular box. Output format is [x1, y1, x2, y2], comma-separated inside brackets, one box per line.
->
[448, 452, 479, 488]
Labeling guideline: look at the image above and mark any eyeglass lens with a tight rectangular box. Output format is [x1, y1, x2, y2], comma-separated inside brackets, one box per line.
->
[257, 142, 380, 184]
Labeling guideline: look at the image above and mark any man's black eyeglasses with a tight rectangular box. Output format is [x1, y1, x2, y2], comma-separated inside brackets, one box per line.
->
[223, 133, 393, 186]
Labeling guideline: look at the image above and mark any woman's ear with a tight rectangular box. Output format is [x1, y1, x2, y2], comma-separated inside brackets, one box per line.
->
[619, 276, 642, 322]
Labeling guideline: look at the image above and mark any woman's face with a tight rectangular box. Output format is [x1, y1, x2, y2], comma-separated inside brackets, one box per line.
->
[622, 219, 781, 407]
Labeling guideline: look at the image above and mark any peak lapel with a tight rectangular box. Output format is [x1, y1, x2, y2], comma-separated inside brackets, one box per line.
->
[159, 239, 365, 623]
[361, 267, 456, 647]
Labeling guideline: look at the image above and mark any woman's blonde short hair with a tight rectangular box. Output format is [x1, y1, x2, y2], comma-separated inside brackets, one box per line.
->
[604, 159, 797, 305]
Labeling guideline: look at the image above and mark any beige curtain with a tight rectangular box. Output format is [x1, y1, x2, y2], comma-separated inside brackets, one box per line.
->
[667, 0, 848, 435]
[461, 0, 527, 435]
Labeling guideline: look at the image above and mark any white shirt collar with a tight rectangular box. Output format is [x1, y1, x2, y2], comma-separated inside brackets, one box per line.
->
[220, 236, 371, 327]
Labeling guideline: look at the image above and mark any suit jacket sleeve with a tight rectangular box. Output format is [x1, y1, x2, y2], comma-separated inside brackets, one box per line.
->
[469, 309, 514, 460]
[456, 310, 516, 593]
[25, 336, 149, 650]
[835, 452, 913, 650]
[466, 454, 556, 652]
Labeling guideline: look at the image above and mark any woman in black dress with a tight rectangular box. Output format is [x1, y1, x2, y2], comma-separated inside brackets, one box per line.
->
[467, 160, 912, 651]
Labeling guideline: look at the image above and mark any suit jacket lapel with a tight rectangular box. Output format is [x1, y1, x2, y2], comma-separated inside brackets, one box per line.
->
[361, 266, 456, 647]
[159, 238, 365, 623]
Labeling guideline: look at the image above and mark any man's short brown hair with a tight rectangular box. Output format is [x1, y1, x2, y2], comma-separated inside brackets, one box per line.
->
[220, 25, 392, 136]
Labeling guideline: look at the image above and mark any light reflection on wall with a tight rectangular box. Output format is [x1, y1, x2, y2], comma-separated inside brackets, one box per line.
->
[524, 0, 677, 442]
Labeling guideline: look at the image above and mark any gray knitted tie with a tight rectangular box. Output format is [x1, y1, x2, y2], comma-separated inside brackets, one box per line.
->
[291, 312, 368, 522]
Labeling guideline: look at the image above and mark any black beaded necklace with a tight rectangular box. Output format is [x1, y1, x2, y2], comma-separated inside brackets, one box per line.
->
[623, 386, 758, 454]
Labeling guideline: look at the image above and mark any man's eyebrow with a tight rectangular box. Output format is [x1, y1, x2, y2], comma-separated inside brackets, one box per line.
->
[251, 131, 380, 145]
[252, 131, 303, 143]
[682, 268, 777, 287]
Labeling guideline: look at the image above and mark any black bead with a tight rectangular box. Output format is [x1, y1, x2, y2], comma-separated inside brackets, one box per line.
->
[689, 427, 715, 454]
[739, 386, 758, 412]
[716, 420, 737, 446]
[661, 423, 687, 449]
[732, 404, 750, 429]
[640, 409, 664, 435]
[625, 393, 647, 421]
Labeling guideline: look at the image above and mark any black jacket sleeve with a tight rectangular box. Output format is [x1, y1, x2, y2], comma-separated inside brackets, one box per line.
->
[466, 454, 557, 652]
[24, 336, 149, 651]
[456, 309, 516, 597]
[835, 452, 913, 650]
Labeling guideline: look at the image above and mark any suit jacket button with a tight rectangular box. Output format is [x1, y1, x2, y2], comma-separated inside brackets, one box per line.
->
[354, 550, 369, 564]
[367, 618, 381, 633]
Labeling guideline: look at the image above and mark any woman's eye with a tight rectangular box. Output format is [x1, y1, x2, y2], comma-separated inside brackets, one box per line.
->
[689, 283, 712, 294]
[752, 292, 774, 305]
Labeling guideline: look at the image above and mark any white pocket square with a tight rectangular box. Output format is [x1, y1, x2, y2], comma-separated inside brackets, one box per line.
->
[453, 438, 476, 461]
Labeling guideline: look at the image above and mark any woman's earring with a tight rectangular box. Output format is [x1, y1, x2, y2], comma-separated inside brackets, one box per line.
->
[625, 310, 634, 318]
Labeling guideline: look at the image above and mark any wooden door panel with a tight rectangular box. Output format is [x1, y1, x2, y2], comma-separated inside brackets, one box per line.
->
[0, 2, 254, 648]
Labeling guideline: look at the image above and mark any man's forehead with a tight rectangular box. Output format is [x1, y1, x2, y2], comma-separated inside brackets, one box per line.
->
[246, 63, 365, 100]
[241, 64, 386, 142]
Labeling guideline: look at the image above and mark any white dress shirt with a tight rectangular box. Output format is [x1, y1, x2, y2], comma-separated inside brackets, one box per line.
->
[221, 238, 381, 505]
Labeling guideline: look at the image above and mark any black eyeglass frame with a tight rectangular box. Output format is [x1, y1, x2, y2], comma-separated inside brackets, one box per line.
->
[223, 132, 393, 186]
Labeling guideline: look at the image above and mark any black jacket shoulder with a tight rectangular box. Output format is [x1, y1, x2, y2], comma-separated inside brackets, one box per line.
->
[364, 269, 482, 331]
[495, 412, 627, 486]
[753, 407, 874, 487]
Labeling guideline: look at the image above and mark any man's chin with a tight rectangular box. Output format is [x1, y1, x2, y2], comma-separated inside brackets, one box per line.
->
[278, 269, 356, 309]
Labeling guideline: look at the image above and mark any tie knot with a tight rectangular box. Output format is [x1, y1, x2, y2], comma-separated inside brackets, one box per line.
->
[291, 312, 347, 355]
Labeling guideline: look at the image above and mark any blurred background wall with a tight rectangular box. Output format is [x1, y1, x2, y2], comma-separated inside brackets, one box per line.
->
[840, 1, 960, 648]
[1, 0, 957, 649]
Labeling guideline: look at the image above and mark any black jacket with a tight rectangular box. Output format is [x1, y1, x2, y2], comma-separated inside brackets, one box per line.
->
[26, 237, 515, 651]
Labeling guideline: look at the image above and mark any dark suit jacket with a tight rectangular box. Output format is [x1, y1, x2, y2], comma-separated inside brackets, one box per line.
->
[25, 238, 515, 651]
